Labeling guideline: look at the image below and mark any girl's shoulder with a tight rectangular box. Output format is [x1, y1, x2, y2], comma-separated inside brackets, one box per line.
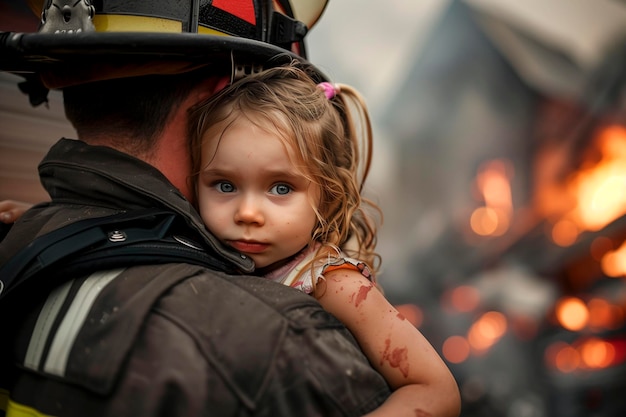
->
[289, 247, 374, 294]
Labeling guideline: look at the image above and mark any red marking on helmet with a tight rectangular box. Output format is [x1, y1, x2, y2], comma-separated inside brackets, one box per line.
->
[213, 0, 256, 25]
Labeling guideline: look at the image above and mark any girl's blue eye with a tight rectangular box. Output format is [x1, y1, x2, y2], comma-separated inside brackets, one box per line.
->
[270, 184, 291, 195]
[217, 182, 235, 193]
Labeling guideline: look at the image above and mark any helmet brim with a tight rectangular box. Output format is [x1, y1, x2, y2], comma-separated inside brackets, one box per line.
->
[0, 31, 328, 88]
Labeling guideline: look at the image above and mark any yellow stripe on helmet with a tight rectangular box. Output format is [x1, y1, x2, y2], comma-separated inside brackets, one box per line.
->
[91, 15, 233, 37]
[93, 15, 182, 32]
[198, 26, 230, 36]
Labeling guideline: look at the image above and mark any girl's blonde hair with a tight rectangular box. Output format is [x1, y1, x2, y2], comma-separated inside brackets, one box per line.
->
[189, 60, 382, 277]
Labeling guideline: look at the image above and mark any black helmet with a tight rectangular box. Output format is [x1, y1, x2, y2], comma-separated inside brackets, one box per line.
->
[1, 0, 329, 102]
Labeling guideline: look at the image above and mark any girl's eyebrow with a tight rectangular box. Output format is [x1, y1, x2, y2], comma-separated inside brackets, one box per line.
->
[200, 167, 233, 176]
[201, 166, 307, 182]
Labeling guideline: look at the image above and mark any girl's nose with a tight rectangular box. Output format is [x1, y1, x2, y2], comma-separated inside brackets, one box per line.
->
[234, 195, 265, 225]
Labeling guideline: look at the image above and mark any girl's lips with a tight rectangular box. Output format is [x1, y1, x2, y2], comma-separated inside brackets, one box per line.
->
[228, 240, 269, 254]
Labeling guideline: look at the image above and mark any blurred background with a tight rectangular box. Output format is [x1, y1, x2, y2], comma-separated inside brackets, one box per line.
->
[2, 1, 626, 416]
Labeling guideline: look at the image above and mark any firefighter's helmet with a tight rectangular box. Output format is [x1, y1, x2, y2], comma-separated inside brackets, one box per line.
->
[1, 0, 329, 97]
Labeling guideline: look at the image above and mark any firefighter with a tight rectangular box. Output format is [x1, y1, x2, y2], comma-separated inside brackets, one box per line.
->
[0, 1, 393, 416]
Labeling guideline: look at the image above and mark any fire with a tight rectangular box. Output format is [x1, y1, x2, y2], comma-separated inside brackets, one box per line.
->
[468, 126, 626, 240]
[541, 125, 626, 245]
[569, 125, 626, 231]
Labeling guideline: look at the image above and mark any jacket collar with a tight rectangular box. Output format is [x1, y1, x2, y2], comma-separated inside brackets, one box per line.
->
[38, 138, 254, 272]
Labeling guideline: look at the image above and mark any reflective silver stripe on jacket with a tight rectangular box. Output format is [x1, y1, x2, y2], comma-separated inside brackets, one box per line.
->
[23, 269, 125, 376]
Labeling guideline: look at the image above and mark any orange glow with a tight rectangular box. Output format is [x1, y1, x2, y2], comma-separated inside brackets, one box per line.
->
[477, 160, 513, 211]
[590, 236, 613, 261]
[546, 337, 626, 373]
[534, 125, 626, 243]
[470, 159, 513, 237]
[449, 285, 480, 313]
[470, 207, 510, 237]
[478, 311, 507, 339]
[470, 207, 498, 236]
[551, 218, 578, 246]
[533, 142, 574, 218]
[566, 125, 626, 232]
[601, 251, 621, 277]
[609, 305, 625, 329]
[509, 315, 539, 341]
[467, 311, 507, 353]
[601, 240, 626, 277]
[545, 341, 569, 369]
[442, 336, 470, 364]
[588, 298, 614, 330]
[573, 170, 626, 231]
[555, 297, 588, 331]
[395, 304, 424, 328]
[579, 337, 616, 369]
[467, 325, 491, 352]
[554, 344, 580, 373]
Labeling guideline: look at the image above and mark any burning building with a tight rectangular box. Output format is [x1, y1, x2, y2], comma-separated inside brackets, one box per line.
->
[378, 1, 626, 416]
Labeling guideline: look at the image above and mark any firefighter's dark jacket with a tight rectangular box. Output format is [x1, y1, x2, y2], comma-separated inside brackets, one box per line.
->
[0, 138, 390, 416]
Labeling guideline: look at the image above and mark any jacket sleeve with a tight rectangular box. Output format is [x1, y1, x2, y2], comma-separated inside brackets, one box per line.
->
[135, 270, 391, 416]
[252, 303, 392, 416]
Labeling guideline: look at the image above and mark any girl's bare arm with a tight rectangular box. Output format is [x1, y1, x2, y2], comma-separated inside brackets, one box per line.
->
[315, 269, 461, 417]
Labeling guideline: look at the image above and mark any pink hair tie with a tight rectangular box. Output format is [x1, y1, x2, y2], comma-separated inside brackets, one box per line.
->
[317, 82, 338, 99]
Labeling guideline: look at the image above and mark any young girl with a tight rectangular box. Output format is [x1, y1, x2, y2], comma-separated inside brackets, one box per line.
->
[188, 61, 461, 417]
[0, 62, 460, 417]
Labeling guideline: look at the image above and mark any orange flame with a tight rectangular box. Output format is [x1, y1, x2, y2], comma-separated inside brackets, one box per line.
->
[569, 125, 626, 231]
[541, 125, 626, 245]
